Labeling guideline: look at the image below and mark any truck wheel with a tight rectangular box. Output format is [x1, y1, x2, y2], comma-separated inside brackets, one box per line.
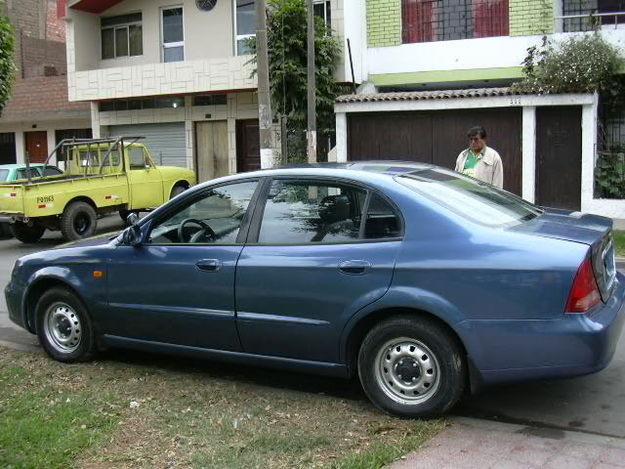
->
[10, 221, 45, 243]
[61, 201, 97, 241]
[170, 184, 187, 200]
[119, 209, 131, 223]
[0, 222, 13, 239]
[36, 287, 95, 363]
[358, 316, 466, 418]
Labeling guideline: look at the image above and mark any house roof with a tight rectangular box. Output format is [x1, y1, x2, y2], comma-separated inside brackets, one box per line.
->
[68, 0, 125, 14]
[336, 87, 517, 104]
[0, 76, 90, 123]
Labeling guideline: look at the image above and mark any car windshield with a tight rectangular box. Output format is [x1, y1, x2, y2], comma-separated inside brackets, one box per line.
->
[398, 167, 542, 227]
[0, 169, 8, 181]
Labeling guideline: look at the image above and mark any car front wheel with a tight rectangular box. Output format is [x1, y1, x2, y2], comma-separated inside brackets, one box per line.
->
[36, 287, 95, 363]
[358, 316, 466, 418]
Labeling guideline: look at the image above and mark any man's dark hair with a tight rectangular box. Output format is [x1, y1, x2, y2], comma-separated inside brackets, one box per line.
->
[467, 126, 487, 139]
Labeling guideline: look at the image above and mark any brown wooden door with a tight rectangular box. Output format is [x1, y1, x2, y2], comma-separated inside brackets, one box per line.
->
[25, 131, 48, 163]
[535, 106, 582, 211]
[236, 120, 260, 173]
[195, 121, 229, 183]
[347, 108, 522, 195]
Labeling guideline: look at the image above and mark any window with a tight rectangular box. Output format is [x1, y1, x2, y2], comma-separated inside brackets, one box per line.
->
[313, 0, 332, 29]
[42, 166, 63, 177]
[162, 7, 184, 62]
[401, 0, 509, 43]
[149, 181, 258, 244]
[398, 168, 542, 227]
[129, 146, 150, 169]
[235, 0, 256, 55]
[193, 94, 228, 106]
[562, 0, 625, 32]
[16, 168, 40, 180]
[258, 180, 367, 244]
[101, 13, 142, 59]
[0, 169, 8, 182]
[364, 194, 401, 239]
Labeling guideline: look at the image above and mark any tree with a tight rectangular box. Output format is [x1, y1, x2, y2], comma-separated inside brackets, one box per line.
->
[0, 6, 15, 112]
[249, 0, 343, 162]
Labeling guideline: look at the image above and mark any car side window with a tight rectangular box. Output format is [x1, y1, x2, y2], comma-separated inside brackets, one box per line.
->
[364, 193, 402, 239]
[16, 168, 40, 180]
[148, 181, 258, 245]
[258, 180, 366, 244]
[129, 147, 148, 169]
[42, 166, 63, 177]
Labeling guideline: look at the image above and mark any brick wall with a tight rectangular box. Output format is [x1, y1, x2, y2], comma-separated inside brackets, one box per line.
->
[509, 0, 554, 36]
[4, 0, 67, 77]
[367, 0, 402, 47]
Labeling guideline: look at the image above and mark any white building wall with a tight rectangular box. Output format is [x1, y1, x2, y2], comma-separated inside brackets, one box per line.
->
[367, 30, 625, 79]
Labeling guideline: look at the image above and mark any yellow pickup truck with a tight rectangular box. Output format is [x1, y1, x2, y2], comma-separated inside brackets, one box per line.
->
[0, 137, 196, 243]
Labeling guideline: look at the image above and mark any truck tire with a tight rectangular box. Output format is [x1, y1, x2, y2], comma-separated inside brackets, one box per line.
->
[0, 222, 13, 239]
[10, 221, 45, 243]
[170, 184, 187, 200]
[60, 201, 97, 241]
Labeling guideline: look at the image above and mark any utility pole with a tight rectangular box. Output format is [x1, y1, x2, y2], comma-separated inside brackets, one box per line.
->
[306, 0, 316, 163]
[256, 0, 274, 168]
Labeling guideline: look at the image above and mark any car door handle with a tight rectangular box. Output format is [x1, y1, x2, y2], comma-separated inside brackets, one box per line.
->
[338, 260, 371, 275]
[195, 259, 221, 272]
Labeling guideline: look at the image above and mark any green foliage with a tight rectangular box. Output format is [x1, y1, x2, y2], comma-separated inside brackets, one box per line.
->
[595, 146, 625, 199]
[249, 0, 343, 162]
[512, 34, 624, 94]
[0, 7, 16, 111]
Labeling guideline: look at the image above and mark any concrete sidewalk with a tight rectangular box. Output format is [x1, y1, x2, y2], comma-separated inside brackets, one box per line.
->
[391, 417, 625, 469]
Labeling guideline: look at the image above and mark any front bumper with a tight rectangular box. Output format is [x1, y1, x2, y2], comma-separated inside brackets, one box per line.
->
[458, 272, 625, 386]
[5, 281, 29, 332]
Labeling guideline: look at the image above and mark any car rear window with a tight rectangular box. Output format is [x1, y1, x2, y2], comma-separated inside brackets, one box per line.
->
[398, 167, 542, 227]
[0, 169, 8, 181]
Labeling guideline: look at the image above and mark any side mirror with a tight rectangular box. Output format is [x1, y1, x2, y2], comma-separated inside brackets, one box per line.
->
[127, 212, 139, 226]
[122, 224, 142, 247]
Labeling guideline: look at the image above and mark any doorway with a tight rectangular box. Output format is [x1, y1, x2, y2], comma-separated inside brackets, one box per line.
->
[195, 121, 229, 183]
[25, 131, 48, 163]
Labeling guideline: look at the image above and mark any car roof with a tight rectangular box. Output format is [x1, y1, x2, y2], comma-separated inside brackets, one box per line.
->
[0, 163, 46, 170]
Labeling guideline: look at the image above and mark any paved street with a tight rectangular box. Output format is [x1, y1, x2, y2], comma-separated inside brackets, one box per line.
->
[0, 226, 624, 443]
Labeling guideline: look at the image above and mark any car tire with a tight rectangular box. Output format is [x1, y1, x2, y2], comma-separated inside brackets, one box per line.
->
[60, 201, 97, 241]
[358, 316, 466, 418]
[119, 209, 131, 223]
[170, 184, 187, 200]
[35, 287, 95, 363]
[9, 220, 45, 243]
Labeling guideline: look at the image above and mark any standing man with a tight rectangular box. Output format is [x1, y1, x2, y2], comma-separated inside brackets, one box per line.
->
[455, 126, 504, 189]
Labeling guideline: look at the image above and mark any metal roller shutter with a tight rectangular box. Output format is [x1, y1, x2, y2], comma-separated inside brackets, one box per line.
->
[109, 122, 186, 168]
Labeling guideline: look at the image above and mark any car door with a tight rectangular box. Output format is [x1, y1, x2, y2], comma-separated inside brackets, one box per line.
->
[235, 177, 404, 363]
[126, 145, 164, 209]
[104, 179, 260, 350]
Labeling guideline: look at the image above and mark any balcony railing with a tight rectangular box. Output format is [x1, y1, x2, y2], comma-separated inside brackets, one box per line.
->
[401, 0, 509, 44]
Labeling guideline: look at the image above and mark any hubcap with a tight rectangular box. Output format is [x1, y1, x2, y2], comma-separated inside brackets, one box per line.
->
[374, 338, 440, 405]
[74, 213, 90, 235]
[44, 302, 81, 353]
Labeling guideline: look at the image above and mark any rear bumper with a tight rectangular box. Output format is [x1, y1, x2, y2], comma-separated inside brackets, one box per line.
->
[458, 272, 625, 386]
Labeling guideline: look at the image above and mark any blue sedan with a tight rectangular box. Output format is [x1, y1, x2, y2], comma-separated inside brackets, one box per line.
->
[5, 163, 625, 417]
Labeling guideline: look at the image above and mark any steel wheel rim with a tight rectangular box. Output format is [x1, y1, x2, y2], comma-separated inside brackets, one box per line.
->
[74, 213, 90, 235]
[374, 337, 441, 405]
[44, 302, 82, 353]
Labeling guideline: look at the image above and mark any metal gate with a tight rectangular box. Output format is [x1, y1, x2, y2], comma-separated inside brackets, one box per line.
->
[109, 122, 186, 167]
[0, 133, 16, 164]
[347, 107, 523, 195]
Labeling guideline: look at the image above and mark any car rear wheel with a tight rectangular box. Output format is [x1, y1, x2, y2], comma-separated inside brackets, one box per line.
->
[10, 220, 45, 243]
[60, 201, 97, 241]
[36, 287, 95, 363]
[358, 316, 466, 418]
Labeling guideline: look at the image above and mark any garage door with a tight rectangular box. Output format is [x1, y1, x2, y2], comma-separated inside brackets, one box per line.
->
[109, 123, 186, 168]
[348, 108, 522, 195]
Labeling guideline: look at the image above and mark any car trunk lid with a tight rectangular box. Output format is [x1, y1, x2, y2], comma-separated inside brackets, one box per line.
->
[510, 209, 616, 302]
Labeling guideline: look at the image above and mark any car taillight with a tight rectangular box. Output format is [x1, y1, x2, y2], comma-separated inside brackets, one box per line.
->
[565, 257, 602, 314]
